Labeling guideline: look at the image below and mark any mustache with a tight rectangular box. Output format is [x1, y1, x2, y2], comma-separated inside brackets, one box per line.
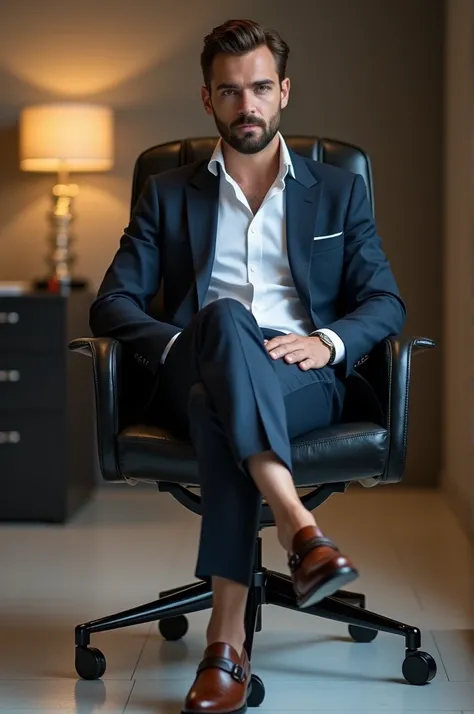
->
[232, 117, 264, 128]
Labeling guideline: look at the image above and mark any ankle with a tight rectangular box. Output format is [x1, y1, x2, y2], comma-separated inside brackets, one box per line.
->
[206, 620, 246, 655]
[276, 503, 319, 552]
[207, 577, 248, 655]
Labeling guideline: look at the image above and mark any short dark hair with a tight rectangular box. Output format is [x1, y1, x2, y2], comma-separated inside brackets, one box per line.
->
[200, 19, 290, 89]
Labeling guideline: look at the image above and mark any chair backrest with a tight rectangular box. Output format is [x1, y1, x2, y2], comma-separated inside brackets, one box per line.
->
[130, 136, 374, 217]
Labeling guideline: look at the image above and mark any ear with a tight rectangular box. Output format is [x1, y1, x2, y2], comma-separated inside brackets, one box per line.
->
[201, 85, 213, 116]
[280, 77, 290, 110]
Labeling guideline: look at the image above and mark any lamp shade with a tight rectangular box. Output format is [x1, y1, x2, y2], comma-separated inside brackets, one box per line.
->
[19, 103, 114, 172]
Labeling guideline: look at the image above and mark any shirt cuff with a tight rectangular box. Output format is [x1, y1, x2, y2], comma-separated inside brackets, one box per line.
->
[311, 328, 346, 365]
[160, 331, 182, 364]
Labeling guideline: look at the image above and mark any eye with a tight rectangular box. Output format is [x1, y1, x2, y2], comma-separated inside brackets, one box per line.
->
[221, 89, 237, 97]
[256, 85, 271, 93]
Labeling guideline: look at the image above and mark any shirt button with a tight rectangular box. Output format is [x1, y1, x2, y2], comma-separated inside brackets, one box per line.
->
[250, 266, 256, 273]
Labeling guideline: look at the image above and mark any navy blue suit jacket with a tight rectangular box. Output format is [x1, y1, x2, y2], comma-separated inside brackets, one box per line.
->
[90, 149, 406, 379]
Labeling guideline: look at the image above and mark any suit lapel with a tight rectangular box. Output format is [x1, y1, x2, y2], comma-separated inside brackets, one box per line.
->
[185, 163, 220, 309]
[184, 150, 323, 317]
[285, 151, 323, 319]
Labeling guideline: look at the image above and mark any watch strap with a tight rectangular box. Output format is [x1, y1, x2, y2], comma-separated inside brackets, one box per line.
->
[313, 331, 336, 364]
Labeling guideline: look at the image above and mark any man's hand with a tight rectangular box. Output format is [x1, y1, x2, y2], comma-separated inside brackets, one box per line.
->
[264, 334, 332, 371]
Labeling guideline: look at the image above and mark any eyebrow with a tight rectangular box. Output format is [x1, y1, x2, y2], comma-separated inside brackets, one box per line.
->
[215, 79, 276, 91]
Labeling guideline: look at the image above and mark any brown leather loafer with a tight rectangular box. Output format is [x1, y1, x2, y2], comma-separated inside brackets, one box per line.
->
[289, 526, 359, 609]
[182, 642, 251, 714]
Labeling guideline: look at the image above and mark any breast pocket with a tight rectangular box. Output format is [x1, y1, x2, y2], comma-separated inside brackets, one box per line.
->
[311, 231, 344, 254]
[310, 232, 344, 301]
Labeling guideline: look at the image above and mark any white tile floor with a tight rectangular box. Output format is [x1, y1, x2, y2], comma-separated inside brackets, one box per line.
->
[0, 485, 473, 713]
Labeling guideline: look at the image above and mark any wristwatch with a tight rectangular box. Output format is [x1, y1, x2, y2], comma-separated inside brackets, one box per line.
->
[313, 331, 336, 365]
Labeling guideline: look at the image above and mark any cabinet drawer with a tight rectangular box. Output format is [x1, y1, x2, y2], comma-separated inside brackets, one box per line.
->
[0, 411, 65, 521]
[0, 353, 63, 409]
[0, 296, 64, 353]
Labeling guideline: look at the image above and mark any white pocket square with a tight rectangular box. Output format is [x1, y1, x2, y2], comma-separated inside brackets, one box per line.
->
[313, 231, 343, 241]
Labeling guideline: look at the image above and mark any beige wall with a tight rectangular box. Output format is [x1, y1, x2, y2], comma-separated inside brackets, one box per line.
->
[442, 0, 474, 538]
[0, 0, 444, 486]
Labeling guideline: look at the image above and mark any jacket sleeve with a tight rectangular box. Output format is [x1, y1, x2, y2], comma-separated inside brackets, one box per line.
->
[89, 176, 181, 374]
[322, 173, 407, 377]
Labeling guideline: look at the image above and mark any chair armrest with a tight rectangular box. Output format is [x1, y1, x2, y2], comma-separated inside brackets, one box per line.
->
[356, 335, 435, 483]
[69, 336, 126, 482]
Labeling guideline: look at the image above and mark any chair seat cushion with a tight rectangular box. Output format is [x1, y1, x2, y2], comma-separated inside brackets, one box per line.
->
[117, 421, 388, 486]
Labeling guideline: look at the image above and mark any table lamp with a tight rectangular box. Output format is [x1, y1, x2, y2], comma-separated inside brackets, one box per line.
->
[19, 103, 114, 290]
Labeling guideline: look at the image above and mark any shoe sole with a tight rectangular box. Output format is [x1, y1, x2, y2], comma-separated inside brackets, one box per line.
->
[297, 566, 359, 609]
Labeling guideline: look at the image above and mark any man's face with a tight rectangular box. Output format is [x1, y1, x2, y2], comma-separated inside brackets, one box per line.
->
[202, 46, 290, 155]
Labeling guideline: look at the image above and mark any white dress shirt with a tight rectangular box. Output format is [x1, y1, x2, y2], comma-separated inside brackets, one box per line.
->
[160, 133, 345, 365]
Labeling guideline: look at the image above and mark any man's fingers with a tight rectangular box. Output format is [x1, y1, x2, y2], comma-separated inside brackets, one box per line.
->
[263, 334, 328, 370]
[265, 333, 299, 351]
[283, 349, 308, 363]
[269, 343, 304, 359]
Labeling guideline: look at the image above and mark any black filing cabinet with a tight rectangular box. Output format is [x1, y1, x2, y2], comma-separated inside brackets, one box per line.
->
[0, 290, 96, 522]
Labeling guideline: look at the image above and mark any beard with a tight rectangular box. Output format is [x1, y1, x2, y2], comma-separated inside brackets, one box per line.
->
[212, 106, 281, 155]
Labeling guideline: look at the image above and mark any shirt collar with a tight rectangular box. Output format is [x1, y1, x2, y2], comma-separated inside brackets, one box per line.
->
[208, 131, 295, 181]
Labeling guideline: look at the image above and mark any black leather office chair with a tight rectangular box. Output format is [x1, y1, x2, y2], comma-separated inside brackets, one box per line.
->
[70, 136, 437, 701]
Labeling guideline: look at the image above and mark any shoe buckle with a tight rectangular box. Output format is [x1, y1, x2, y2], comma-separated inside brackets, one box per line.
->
[232, 664, 245, 682]
[288, 553, 300, 572]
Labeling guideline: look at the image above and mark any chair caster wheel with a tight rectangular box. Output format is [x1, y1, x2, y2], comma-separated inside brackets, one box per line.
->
[158, 615, 189, 641]
[402, 650, 437, 685]
[348, 624, 378, 642]
[247, 674, 265, 707]
[75, 646, 106, 680]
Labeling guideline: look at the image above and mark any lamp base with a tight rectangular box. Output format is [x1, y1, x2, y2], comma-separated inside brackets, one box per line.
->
[40, 178, 80, 294]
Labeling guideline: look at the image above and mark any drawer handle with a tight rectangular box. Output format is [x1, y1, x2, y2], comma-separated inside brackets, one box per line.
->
[0, 370, 20, 382]
[0, 431, 20, 443]
[0, 312, 19, 324]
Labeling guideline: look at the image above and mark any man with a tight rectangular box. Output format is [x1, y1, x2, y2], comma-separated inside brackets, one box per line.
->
[90, 18, 406, 714]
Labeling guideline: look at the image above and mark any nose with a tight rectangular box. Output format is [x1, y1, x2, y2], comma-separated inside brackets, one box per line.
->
[238, 89, 256, 116]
